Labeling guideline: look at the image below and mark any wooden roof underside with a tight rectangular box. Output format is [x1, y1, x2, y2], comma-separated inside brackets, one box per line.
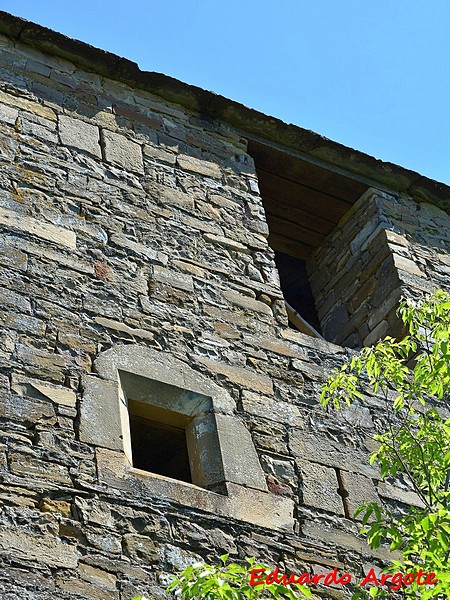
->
[248, 140, 370, 260]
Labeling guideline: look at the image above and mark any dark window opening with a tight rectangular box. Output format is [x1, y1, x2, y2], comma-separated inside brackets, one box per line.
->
[247, 138, 369, 340]
[274, 251, 322, 335]
[128, 399, 192, 484]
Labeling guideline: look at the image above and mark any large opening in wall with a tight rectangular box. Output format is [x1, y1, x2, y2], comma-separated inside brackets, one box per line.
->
[247, 139, 370, 340]
[273, 250, 322, 336]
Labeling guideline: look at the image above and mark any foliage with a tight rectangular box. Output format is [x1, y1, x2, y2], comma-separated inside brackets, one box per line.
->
[132, 555, 311, 600]
[320, 290, 450, 599]
[166, 555, 311, 599]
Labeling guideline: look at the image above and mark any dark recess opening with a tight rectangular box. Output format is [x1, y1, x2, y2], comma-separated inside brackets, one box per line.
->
[274, 251, 322, 334]
[129, 410, 192, 484]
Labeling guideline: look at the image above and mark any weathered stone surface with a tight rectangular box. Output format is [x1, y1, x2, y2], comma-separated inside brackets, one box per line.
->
[378, 482, 425, 508]
[9, 453, 72, 485]
[194, 355, 273, 395]
[0, 101, 18, 124]
[0, 207, 76, 249]
[0, 21, 447, 599]
[40, 497, 72, 517]
[0, 392, 55, 422]
[79, 376, 122, 451]
[241, 390, 301, 425]
[0, 89, 56, 120]
[101, 128, 144, 173]
[223, 289, 272, 316]
[123, 533, 160, 561]
[59, 114, 101, 157]
[339, 471, 379, 519]
[177, 154, 221, 179]
[289, 429, 378, 478]
[94, 316, 155, 341]
[151, 265, 194, 292]
[29, 382, 77, 407]
[110, 232, 168, 264]
[392, 253, 425, 277]
[204, 233, 248, 253]
[298, 461, 344, 515]
[0, 527, 79, 568]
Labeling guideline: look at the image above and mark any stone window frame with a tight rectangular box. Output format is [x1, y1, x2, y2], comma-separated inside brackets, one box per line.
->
[80, 344, 293, 530]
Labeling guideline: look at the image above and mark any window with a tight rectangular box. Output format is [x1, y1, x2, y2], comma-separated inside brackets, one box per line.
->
[247, 138, 369, 343]
[127, 400, 192, 483]
[116, 369, 229, 493]
[80, 345, 295, 530]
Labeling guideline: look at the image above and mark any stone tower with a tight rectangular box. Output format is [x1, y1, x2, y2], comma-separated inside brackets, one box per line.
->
[0, 11, 449, 600]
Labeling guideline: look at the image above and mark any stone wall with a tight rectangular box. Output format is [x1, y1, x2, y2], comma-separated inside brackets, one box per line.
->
[0, 25, 441, 600]
[308, 189, 450, 348]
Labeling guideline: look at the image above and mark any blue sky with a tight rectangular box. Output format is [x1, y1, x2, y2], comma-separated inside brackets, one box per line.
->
[2, 1, 449, 184]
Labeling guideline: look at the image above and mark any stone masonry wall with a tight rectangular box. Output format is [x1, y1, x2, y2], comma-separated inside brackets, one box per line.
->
[0, 28, 440, 600]
[308, 189, 450, 348]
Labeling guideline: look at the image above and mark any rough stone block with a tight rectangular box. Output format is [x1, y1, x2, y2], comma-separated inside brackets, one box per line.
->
[393, 253, 426, 277]
[40, 498, 72, 518]
[0, 102, 18, 125]
[298, 461, 343, 515]
[378, 482, 425, 508]
[204, 233, 248, 253]
[123, 533, 160, 561]
[0, 207, 76, 249]
[151, 265, 194, 292]
[241, 390, 301, 425]
[223, 289, 272, 316]
[0, 392, 55, 422]
[0, 242, 27, 271]
[289, 429, 378, 478]
[195, 355, 273, 395]
[29, 382, 77, 407]
[94, 316, 155, 342]
[143, 143, 176, 165]
[9, 454, 71, 485]
[79, 563, 117, 591]
[16, 344, 66, 370]
[0, 528, 79, 569]
[363, 319, 389, 346]
[57, 577, 118, 600]
[153, 184, 194, 208]
[1, 288, 31, 313]
[0, 89, 56, 120]
[3, 311, 45, 335]
[110, 233, 168, 264]
[59, 114, 101, 158]
[177, 154, 221, 179]
[79, 376, 123, 451]
[101, 129, 144, 174]
[21, 116, 58, 143]
[339, 471, 379, 519]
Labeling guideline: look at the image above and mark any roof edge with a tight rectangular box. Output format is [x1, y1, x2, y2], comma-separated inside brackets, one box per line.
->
[0, 10, 449, 209]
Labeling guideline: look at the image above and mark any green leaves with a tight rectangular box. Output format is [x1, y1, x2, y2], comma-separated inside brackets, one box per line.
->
[166, 558, 311, 600]
[321, 290, 450, 599]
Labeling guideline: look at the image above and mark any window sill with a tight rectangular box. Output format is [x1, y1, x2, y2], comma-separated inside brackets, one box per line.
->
[96, 447, 294, 531]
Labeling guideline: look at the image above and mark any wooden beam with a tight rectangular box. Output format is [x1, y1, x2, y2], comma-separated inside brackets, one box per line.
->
[266, 215, 325, 247]
[258, 170, 353, 222]
[263, 195, 336, 236]
[268, 233, 314, 259]
[285, 302, 324, 339]
[248, 139, 369, 201]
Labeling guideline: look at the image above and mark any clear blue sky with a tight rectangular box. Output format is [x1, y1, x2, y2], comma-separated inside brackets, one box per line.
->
[2, 1, 449, 184]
